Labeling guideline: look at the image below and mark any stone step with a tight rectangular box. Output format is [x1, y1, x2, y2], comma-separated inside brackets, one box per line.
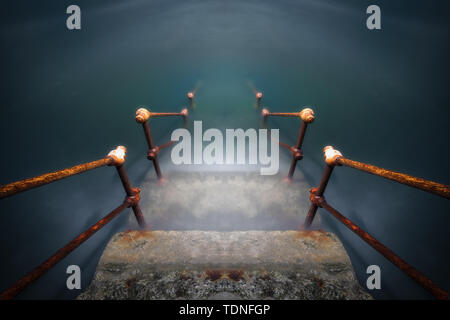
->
[78, 230, 372, 300]
[129, 171, 319, 230]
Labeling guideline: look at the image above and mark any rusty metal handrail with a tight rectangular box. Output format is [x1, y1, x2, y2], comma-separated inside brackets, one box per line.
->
[262, 107, 315, 180]
[336, 156, 450, 199]
[304, 146, 450, 300]
[135, 107, 188, 181]
[0, 146, 147, 300]
[0, 158, 113, 199]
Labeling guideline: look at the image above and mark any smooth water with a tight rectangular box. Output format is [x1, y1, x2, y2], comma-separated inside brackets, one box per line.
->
[0, 0, 449, 299]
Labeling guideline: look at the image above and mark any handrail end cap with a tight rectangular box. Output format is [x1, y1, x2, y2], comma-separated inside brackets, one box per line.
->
[323, 146, 343, 166]
[136, 108, 151, 123]
[300, 107, 315, 123]
[108, 146, 127, 166]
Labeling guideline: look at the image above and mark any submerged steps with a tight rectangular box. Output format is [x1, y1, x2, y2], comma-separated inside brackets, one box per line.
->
[129, 170, 319, 230]
[78, 230, 372, 300]
[78, 171, 370, 299]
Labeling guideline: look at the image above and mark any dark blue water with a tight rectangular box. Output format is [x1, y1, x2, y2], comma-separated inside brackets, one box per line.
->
[0, 0, 449, 299]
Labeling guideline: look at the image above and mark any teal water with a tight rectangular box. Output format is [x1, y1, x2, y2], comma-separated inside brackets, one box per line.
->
[0, 0, 449, 299]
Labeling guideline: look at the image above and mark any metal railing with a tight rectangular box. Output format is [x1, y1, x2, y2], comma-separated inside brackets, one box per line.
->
[1, 92, 448, 300]
[187, 91, 195, 109]
[262, 107, 315, 180]
[0, 146, 146, 300]
[303, 146, 450, 300]
[255, 91, 263, 108]
[135, 107, 188, 181]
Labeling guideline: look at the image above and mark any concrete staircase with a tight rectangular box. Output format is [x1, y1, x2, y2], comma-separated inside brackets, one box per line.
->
[78, 171, 371, 300]
[78, 230, 371, 299]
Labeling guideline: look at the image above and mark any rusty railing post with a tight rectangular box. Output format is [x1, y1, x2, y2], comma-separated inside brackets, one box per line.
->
[262, 107, 315, 180]
[288, 108, 315, 179]
[135, 107, 188, 181]
[136, 108, 161, 179]
[303, 146, 342, 228]
[187, 91, 194, 108]
[256, 92, 263, 108]
[107, 146, 147, 229]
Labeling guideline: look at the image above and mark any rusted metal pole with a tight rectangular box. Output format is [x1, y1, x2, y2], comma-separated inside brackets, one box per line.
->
[149, 153, 163, 180]
[335, 157, 450, 199]
[187, 92, 194, 108]
[320, 201, 449, 300]
[135, 108, 187, 181]
[279, 141, 291, 151]
[304, 146, 342, 228]
[136, 108, 162, 180]
[287, 120, 307, 179]
[263, 107, 315, 179]
[115, 165, 146, 228]
[0, 200, 130, 300]
[158, 140, 177, 150]
[136, 107, 188, 120]
[262, 108, 301, 118]
[107, 146, 146, 228]
[287, 146, 304, 180]
[141, 120, 162, 179]
[295, 121, 307, 149]
[148, 112, 186, 117]
[304, 164, 335, 228]
[142, 121, 155, 150]
[0, 157, 113, 199]
[256, 92, 262, 108]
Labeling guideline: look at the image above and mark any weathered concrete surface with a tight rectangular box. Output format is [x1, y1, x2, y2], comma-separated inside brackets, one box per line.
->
[129, 171, 319, 230]
[78, 230, 372, 300]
